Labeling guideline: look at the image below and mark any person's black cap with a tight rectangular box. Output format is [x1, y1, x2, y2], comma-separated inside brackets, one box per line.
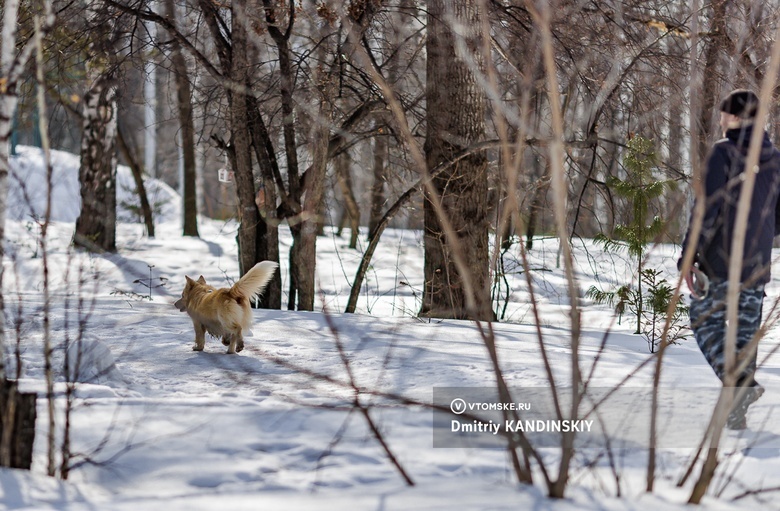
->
[720, 89, 759, 119]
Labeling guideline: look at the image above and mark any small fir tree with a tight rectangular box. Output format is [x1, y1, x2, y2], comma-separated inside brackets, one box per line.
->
[640, 268, 689, 353]
[586, 135, 686, 349]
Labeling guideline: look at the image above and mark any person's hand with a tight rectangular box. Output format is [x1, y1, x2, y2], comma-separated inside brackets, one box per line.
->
[683, 269, 700, 299]
[685, 267, 710, 299]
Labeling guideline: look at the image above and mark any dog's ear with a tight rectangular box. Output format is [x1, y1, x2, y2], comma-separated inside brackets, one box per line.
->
[185, 275, 194, 284]
[197, 275, 206, 284]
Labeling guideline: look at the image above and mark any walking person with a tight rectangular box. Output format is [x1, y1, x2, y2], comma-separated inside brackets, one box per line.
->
[680, 89, 780, 429]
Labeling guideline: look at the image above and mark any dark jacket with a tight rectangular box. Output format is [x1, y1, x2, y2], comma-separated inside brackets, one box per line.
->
[680, 125, 780, 285]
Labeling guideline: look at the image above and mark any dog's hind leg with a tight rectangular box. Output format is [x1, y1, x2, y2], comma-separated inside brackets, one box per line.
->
[225, 332, 244, 354]
[193, 321, 206, 351]
[225, 333, 239, 354]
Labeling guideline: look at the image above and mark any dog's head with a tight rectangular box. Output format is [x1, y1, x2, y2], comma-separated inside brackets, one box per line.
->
[174, 275, 207, 312]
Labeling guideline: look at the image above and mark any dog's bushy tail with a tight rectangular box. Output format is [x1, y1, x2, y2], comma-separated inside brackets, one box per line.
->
[231, 261, 279, 303]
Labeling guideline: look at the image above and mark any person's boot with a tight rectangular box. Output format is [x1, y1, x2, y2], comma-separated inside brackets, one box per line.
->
[727, 384, 765, 430]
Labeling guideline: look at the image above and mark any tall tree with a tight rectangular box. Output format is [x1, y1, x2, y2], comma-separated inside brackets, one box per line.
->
[261, 0, 305, 310]
[0, 0, 54, 472]
[191, 0, 281, 307]
[165, 0, 199, 237]
[420, 0, 492, 321]
[284, 1, 334, 310]
[0, 0, 24, 360]
[229, 0, 261, 280]
[696, 0, 729, 165]
[74, 2, 121, 252]
[367, 117, 387, 240]
[0, 0, 55, 264]
[336, 151, 360, 248]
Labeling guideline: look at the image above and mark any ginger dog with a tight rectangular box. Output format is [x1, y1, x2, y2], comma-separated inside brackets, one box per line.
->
[174, 261, 278, 354]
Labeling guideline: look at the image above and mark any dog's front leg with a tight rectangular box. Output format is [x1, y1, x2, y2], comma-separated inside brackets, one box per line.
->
[193, 321, 206, 351]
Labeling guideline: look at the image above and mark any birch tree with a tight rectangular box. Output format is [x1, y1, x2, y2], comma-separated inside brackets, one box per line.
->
[0, 0, 24, 348]
[0, 0, 55, 345]
[73, 1, 122, 252]
[0, 0, 55, 471]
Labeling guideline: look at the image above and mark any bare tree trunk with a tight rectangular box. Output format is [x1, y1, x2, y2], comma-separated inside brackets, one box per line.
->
[74, 9, 119, 253]
[0, 0, 22, 375]
[117, 127, 155, 237]
[195, 0, 280, 308]
[289, 6, 332, 311]
[368, 121, 387, 240]
[696, 0, 728, 163]
[336, 209, 346, 236]
[165, 0, 199, 237]
[291, 160, 329, 310]
[262, 1, 305, 309]
[421, 0, 492, 321]
[143, 19, 156, 179]
[531, 0, 584, 497]
[525, 155, 547, 250]
[664, 36, 687, 241]
[230, 0, 261, 280]
[34, 27, 57, 477]
[0, 380, 36, 469]
[367, 0, 410, 241]
[336, 151, 360, 248]
[0, 0, 52, 473]
[247, 95, 281, 309]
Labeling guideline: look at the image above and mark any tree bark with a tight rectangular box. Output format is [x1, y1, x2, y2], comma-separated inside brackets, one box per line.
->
[288, 2, 331, 312]
[117, 127, 155, 237]
[696, 0, 729, 164]
[247, 95, 282, 309]
[0, 379, 36, 470]
[291, 161, 328, 310]
[74, 14, 119, 253]
[525, 155, 548, 251]
[0, 0, 22, 369]
[336, 151, 360, 248]
[229, 0, 261, 282]
[263, 1, 307, 309]
[0, 0, 52, 473]
[368, 122, 387, 240]
[289, 115, 330, 310]
[421, 0, 492, 321]
[165, 0, 199, 237]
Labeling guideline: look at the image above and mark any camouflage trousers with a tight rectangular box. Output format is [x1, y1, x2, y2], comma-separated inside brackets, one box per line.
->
[688, 279, 764, 387]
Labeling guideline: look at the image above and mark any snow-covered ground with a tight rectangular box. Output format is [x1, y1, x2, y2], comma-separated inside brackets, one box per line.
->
[3, 147, 780, 510]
